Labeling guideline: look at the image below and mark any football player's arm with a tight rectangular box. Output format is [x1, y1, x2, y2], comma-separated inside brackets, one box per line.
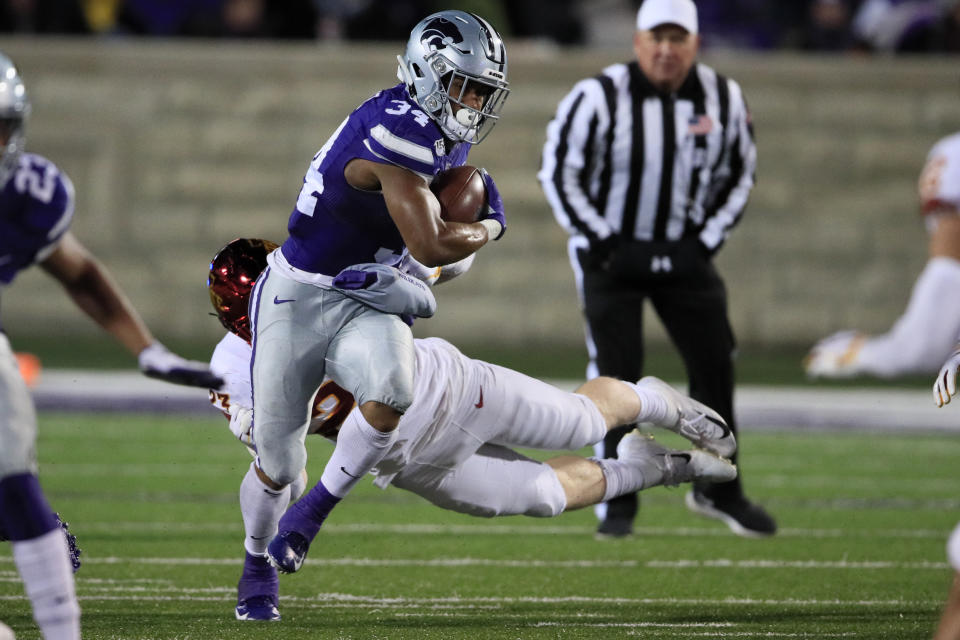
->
[367, 160, 491, 267]
[40, 232, 222, 388]
[40, 231, 154, 356]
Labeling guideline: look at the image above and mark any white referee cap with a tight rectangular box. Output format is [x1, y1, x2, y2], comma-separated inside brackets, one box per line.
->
[636, 0, 699, 35]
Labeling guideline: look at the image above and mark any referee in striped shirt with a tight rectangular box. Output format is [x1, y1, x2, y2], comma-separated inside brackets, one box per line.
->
[539, 0, 775, 538]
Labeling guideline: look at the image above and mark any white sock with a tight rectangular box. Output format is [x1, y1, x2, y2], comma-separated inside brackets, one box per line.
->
[12, 529, 81, 640]
[319, 408, 398, 498]
[622, 381, 671, 424]
[240, 462, 290, 556]
[858, 257, 960, 376]
[594, 458, 656, 502]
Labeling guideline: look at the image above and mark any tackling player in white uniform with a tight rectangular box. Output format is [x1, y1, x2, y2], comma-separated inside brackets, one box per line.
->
[805, 132, 960, 379]
[0, 52, 221, 640]
[205, 238, 738, 621]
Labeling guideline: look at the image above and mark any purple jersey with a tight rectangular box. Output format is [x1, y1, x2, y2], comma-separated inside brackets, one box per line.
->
[280, 83, 470, 275]
[0, 153, 74, 287]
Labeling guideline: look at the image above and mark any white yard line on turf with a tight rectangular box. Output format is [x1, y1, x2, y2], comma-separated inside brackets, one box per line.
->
[37, 521, 959, 539]
[0, 556, 950, 570]
[0, 591, 944, 608]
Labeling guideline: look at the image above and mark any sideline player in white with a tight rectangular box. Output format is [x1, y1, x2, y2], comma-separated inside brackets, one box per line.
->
[805, 132, 960, 379]
[249, 10, 512, 576]
[206, 238, 738, 621]
[932, 346, 960, 640]
[0, 52, 222, 640]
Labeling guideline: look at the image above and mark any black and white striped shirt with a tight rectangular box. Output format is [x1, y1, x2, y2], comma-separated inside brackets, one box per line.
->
[539, 61, 756, 254]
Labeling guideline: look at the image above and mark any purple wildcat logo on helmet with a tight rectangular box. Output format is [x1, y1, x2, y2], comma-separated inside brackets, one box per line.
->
[420, 16, 470, 55]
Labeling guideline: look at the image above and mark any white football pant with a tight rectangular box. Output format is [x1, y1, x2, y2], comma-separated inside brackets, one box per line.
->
[855, 257, 960, 376]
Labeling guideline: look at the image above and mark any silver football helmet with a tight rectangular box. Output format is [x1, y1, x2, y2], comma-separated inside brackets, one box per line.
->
[0, 52, 29, 189]
[397, 10, 509, 144]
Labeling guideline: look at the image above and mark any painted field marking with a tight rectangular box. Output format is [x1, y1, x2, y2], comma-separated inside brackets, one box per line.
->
[625, 633, 857, 638]
[0, 555, 950, 570]
[39, 521, 958, 540]
[0, 591, 944, 610]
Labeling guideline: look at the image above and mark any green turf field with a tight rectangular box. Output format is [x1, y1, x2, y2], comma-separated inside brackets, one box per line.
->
[1, 412, 958, 639]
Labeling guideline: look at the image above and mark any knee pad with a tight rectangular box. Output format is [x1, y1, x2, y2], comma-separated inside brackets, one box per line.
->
[255, 441, 306, 488]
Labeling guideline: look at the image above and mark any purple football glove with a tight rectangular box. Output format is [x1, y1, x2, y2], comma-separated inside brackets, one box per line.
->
[479, 168, 506, 240]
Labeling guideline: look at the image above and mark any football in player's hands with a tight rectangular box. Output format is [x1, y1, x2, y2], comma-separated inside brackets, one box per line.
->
[431, 165, 487, 223]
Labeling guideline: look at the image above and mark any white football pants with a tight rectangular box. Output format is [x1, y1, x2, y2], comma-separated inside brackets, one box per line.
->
[856, 257, 960, 376]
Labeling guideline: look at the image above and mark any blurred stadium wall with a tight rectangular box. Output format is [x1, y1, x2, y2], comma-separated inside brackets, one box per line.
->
[3, 38, 960, 355]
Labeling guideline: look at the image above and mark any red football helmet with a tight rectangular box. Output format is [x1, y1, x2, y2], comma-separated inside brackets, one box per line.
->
[207, 238, 278, 343]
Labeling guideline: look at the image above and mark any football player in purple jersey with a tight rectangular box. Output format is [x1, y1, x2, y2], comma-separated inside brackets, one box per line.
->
[207, 238, 737, 621]
[245, 11, 511, 576]
[0, 52, 221, 640]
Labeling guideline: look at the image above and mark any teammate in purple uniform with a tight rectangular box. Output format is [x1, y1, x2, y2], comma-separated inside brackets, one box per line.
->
[0, 52, 221, 640]
[245, 11, 511, 577]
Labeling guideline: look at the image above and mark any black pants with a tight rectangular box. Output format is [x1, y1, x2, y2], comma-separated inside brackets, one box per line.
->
[577, 244, 743, 511]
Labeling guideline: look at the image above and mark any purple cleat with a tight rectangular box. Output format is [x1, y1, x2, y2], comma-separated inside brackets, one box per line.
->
[266, 530, 310, 574]
[235, 551, 280, 620]
[265, 480, 341, 574]
[235, 595, 280, 621]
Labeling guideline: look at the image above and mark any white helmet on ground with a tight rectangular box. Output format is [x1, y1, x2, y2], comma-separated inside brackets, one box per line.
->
[397, 10, 509, 144]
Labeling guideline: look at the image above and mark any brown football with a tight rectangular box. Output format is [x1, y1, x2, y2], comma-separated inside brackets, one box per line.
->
[431, 165, 487, 223]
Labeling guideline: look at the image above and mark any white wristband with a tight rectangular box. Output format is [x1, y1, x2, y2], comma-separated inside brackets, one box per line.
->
[479, 218, 503, 241]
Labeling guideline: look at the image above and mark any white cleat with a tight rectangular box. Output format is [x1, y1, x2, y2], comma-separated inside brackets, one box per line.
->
[616, 430, 737, 487]
[635, 376, 737, 459]
[803, 330, 866, 379]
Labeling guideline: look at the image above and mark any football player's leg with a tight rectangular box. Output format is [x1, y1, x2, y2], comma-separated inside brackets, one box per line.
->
[320, 308, 414, 496]
[234, 461, 290, 621]
[270, 307, 414, 573]
[571, 376, 734, 455]
[249, 272, 327, 490]
[474, 362, 607, 451]
[392, 445, 567, 518]
[393, 439, 734, 518]
[552, 433, 735, 512]
[0, 335, 80, 640]
[234, 462, 307, 621]
[854, 257, 960, 376]
[251, 275, 333, 574]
